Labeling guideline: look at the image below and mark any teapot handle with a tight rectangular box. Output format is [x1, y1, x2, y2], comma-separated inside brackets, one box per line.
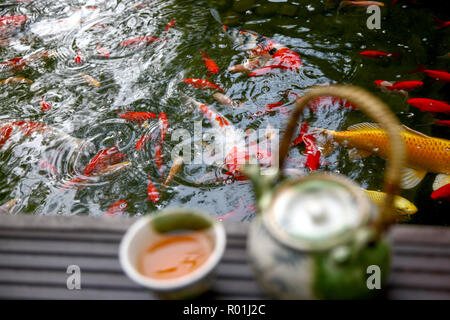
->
[278, 85, 406, 233]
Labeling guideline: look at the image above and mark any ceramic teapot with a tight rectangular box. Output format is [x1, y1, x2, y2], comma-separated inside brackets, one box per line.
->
[246, 85, 407, 299]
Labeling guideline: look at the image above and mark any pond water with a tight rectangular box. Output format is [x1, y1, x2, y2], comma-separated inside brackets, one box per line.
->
[0, 0, 448, 225]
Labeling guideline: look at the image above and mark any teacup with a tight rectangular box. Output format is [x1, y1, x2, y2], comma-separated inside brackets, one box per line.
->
[119, 208, 226, 299]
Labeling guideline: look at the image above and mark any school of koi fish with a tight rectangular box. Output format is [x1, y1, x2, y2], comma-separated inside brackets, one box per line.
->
[0, 1, 448, 224]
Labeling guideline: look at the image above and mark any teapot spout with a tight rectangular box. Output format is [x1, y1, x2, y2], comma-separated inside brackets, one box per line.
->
[243, 164, 279, 213]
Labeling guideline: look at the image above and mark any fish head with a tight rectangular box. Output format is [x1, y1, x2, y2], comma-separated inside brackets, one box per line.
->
[393, 196, 418, 215]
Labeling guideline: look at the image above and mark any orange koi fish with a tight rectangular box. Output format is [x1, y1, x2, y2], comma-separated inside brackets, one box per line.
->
[106, 200, 128, 215]
[84, 146, 126, 176]
[201, 50, 220, 75]
[147, 176, 160, 202]
[165, 20, 176, 33]
[163, 156, 183, 187]
[118, 111, 157, 123]
[0, 76, 33, 85]
[120, 36, 162, 47]
[374, 80, 423, 92]
[153, 141, 164, 173]
[293, 122, 320, 171]
[408, 64, 450, 82]
[136, 133, 149, 151]
[339, 1, 385, 8]
[360, 50, 400, 59]
[183, 78, 224, 92]
[407, 98, 450, 114]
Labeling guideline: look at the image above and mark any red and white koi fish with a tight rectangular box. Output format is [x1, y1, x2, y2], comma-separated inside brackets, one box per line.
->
[408, 64, 450, 82]
[183, 78, 224, 92]
[221, 25, 301, 75]
[165, 20, 176, 33]
[374, 80, 423, 92]
[136, 133, 149, 151]
[1, 51, 56, 71]
[407, 98, 450, 114]
[435, 120, 450, 127]
[118, 111, 157, 124]
[84, 146, 126, 176]
[147, 176, 160, 203]
[360, 50, 401, 59]
[0, 15, 27, 27]
[293, 122, 320, 171]
[201, 50, 220, 75]
[120, 36, 162, 47]
[431, 184, 450, 200]
[106, 200, 128, 215]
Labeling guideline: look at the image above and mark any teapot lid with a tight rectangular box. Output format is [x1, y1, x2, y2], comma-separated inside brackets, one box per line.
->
[263, 173, 372, 251]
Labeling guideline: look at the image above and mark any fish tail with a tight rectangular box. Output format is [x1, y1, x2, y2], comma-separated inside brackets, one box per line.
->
[407, 63, 425, 74]
[210, 8, 223, 25]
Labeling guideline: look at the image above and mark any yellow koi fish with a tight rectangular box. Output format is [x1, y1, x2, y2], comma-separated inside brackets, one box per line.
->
[0, 199, 19, 214]
[316, 122, 450, 190]
[163, 156, 183, 187]
[364, 190, 417, 216]
[0, 76, 33, 85]
[80, 73, 100, 87]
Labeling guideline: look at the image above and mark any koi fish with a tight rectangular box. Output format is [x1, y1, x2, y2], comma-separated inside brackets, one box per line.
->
[360, 51, 400, 59]
[1, 51, 56, 71]
[248, 100, 287, 119]
[364, 190, 417, 215]
[407, 98, 450, 114]
[105, 200, 128, 215]
[248, 64, 289, 77]
[158, 112, 168, 141]
[80, 73, 100, 87]
[0, 76, 33, 85]
[315, 122, 450, 190]
[163, 156, 183, 187]
[74, 53, 82, 64]
[217, 198, 256, 221]
[154, 142, 164, 173]
[40, 100, 51, 112]
[293, 122, 320, 171]
[118, 111, 157, 123]
[374, 80, 423, 92]
[136, 132, 149, 151]
[84, 146, 126, 176]
[165, 20, 176, 33]
[431, 184, 450, 200]
[0, 199, 19, 214]
[201, 50, 220, 75]
[221, 25, 301, 74]
[183, 78, 224, 92]
[435, 120, 450, 127]
[339, 1, 385, 8]
[213, 93, 240, 108]
[147, 176, 160, 202]
[292, 94, 357, 112]
[0, 125, 12, 148]
[0, 15, 27, 26]
[61, 161, 132, 189]
[434, 17, 450, 29]
[120, 36, 161, 47]
[96, 44, 110, 58]
[407, 64, 450, 82]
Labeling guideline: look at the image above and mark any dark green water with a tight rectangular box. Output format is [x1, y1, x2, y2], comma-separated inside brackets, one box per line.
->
[0, 0, 448, 225]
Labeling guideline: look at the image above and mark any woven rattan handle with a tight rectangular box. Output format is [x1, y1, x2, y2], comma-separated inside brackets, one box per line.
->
[278, 85, 406, 232]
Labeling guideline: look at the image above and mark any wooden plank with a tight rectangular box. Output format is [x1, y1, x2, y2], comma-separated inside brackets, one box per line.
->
[389, 225, 450, 247]
[392, 256, 450, 274]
